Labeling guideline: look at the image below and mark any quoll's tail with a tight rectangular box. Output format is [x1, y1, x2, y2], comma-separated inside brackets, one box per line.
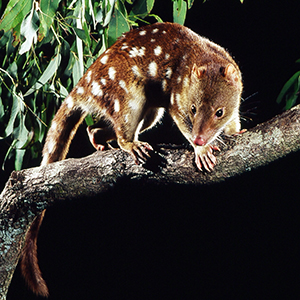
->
[20, 99, 87, 296]
[21, 211, 49, 297]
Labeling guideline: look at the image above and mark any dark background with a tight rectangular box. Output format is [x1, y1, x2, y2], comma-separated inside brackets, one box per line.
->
[6, 0, 300, 299]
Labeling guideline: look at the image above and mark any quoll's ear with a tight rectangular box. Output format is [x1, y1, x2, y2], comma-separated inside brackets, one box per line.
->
[191, 64, 207, 81]
[220, 63, 241, 87]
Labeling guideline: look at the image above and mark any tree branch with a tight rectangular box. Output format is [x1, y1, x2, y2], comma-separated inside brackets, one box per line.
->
[1, 104, 300, 299]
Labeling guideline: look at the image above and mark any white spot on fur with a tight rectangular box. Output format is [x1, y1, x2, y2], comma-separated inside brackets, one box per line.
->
[148, 61, 157, 77]
[86, 71, 92, 83]
[176, 93, 181, 104]
[152, 28, 159, 33]
[132, 65, 142, 77]
[77, 86, 84, 94]
[108, 67, 116, 80]
[166, 67, 172, 79]
[177, 76, 182, 83]
[165, 53, 170, 60]
[162, 30, 166, 34]
[129, 47, 145, 58]
[121, 43, 128, 50]
[100, 78, 106, 86]
[154, 46, 162, 56]
[114, 99, 120, 112]
[119, 80, 128, 93]
[65, 96, 74, 109]
[124, 114, 129, 123]
[183, 76, 190, 87]
[151, 39, 156, 43]
[91, 81, 103, 97]
[100, 55, 109, 64]
[47, 139, 56, 154]
[162, 79, 167, 91]
[51, 121, 57, 131]
[139, 30, 146, 36]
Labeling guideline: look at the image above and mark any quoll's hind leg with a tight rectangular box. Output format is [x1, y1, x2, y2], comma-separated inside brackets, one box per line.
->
[87, 120, 116, 151]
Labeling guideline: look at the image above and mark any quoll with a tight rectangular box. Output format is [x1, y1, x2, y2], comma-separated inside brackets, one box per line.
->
[20, 22, 243, 296]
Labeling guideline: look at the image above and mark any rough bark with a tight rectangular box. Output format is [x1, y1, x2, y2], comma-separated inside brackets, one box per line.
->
[1, 104, 300, 299]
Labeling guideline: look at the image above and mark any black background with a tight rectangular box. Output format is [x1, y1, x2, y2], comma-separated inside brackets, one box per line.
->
[6, 0, 300, 299]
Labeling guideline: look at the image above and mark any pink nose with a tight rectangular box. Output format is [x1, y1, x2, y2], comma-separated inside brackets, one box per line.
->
[193, 137, 206, 146]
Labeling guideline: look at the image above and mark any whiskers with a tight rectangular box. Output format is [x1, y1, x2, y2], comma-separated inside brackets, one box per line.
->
[240, 92, 259, 123]
[215, 135, 226, 146]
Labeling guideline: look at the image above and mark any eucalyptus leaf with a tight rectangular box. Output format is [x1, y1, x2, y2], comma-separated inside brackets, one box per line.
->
[276, 71, 300, 104]
[13, 113, 30, 149]
[0, 0, 31, 33]
[19, 7, 39, 55]
[173, 0, 187, 25]
[107, 6, 130, 47]
[187, 0, 194, 9]
[74, 27, 87, 41]
[15, 148, 26, 170]
[24, 53, 62, 97]
[72, 57, 82, 86]
[5, 92, 20, 137]
[39, 0, 62, 40]
[103, 0, 116, 27]
[130, 0, 154, 19]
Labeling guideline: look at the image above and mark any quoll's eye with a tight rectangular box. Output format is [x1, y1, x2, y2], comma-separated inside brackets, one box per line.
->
[191, 104, 196, 115]
[215, 108, 224, 118]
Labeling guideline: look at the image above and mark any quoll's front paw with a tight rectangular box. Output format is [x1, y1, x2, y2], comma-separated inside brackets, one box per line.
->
[122, 141, 154, 165]
[194, 145, 219, 172]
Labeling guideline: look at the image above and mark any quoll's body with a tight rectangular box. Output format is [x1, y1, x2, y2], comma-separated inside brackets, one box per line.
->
[21, 22, 243, 296]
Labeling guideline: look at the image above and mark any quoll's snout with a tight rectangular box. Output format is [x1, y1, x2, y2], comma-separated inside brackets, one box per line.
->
[193, 136, 207, 146]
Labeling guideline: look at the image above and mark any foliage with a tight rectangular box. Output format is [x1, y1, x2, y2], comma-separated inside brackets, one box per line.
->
[276, 59, 300, 110]
[0, 0, 194, 171]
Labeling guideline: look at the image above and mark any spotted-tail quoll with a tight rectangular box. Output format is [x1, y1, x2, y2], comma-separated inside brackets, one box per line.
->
[20, 22, 243, 296]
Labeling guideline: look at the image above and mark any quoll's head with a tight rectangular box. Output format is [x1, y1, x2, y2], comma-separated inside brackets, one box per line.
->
[188, 62, 243, 146]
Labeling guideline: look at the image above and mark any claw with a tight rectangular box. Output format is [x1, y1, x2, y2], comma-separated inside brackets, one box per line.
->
[126, 141, 154, 165]
[194, 144, 218, 172]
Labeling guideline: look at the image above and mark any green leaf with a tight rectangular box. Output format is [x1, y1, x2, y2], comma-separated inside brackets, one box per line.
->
[103, 0, 117, 27]
[59, 82, 69, 98]
[5, 91, 20, 137]
[0, 0, 32, 33]
[72, 57, 82, 86]
[39, 0, 62, 41]
[276, 71, 300, 104]
[74, 27, 87, 41]
[19, 8, 39, 55]
[24, 53, 62, 96]
[108, 6, 130, 47]
[13, 113, 30, 149]
[173, 0, 187, 25]
[148, 14, 163, 23]
[15, 148, 26, 170]
[2, 139, 17, 170]
[0, 97, 4, 120]
[85, 114, 94, 126]
[187, 0, 194, 9]
[130, 0, 155, 19]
